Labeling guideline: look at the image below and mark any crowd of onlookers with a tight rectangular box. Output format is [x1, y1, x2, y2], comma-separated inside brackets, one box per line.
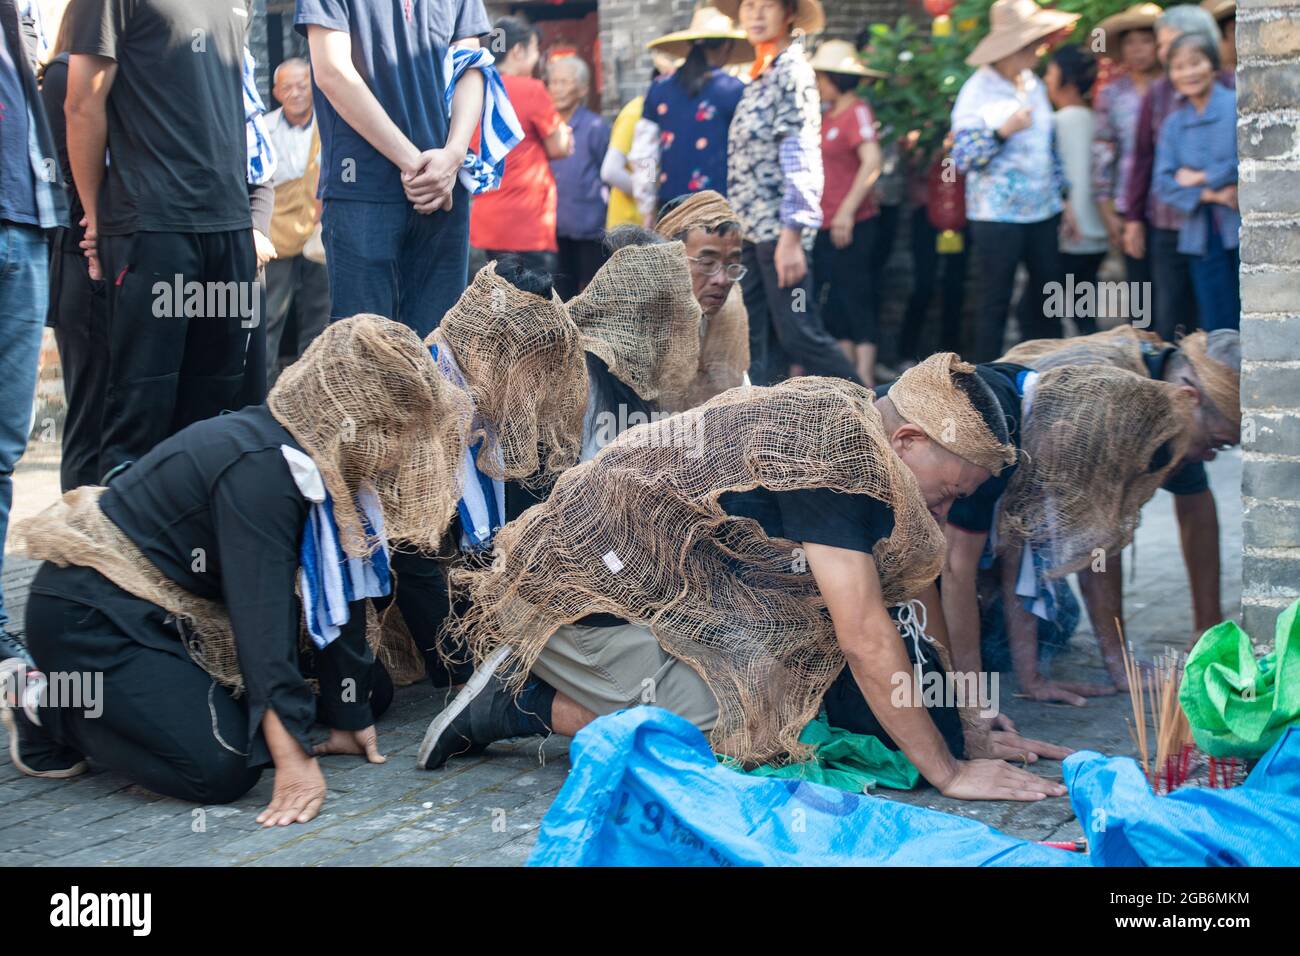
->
[0, 0, 1242, 660]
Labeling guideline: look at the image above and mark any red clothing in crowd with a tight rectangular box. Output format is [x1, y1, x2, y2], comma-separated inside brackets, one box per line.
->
[819, 97, 879, 225]
[470, 74, 564, 252]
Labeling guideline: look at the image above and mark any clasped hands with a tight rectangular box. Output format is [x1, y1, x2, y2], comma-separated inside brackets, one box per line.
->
[402, 147, 463, 214]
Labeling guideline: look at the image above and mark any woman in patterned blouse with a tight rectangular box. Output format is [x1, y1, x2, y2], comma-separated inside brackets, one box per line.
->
[950, 0, 1078, 362]
[717, 0, 861, 387]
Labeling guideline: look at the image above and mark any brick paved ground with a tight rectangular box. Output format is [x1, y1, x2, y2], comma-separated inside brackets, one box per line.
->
[1, 451, 1242, 865]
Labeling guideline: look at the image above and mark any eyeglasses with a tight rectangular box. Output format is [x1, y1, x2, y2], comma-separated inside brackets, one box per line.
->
[688, 256, 747, 281]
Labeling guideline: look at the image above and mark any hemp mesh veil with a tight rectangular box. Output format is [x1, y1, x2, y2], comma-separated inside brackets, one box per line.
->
[446, 377, 946, 766]
[14, 486, 249, 688]
[654, 189, 750, 407]
[999, 325, 1158, 375]
[1180, 331, 1241, 441]
[568, 242, 704, 413]
[268, 314, 470, 555]
[888, 353, 1017, 474]
[431, 262, 588, 482]
[997, 365, 1196, 578]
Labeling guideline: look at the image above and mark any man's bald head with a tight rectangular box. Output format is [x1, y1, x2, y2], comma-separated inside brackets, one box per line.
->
[273, 57, 314, 125]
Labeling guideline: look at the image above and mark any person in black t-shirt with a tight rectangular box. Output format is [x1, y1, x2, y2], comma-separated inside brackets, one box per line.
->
[4, 317, 457, 825]
[424, 357, 1071, 803]
[933, 332, 1241, 706]
[64, 0, 258, 478]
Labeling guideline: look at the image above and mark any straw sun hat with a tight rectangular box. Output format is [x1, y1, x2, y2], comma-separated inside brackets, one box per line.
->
[1096, 3, 1162, 57]
[1200, 0, 1236, 23]
[648, 6, 755, 65]
[965, 0, 1079, 67]
[713, 0, 827, 38]
[808, 39, 886, 78]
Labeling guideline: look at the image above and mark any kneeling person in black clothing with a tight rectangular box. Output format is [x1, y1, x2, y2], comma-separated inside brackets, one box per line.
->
[4, 317, 467, 825]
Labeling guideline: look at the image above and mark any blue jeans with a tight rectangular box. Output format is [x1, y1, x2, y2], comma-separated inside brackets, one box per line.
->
[0, 222, 50, 633]
[322, 188, 470, 339]
[1188, 220, 1241, 332]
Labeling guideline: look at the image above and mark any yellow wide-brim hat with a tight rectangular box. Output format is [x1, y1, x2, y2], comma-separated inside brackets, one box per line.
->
[808, 39, 886, 78]
[648, 6, 755, 66]
[714, 0, 826, 38]
[966, 0, 1080, 67]
[1096, 2, 1162, 57]
[1201, 0, 1236, 23]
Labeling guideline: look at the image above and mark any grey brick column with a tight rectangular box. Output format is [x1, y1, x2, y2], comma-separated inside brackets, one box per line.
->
[1238, 1, 1300, 640]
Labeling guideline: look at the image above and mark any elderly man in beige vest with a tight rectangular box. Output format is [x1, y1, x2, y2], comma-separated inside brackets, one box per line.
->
[264, 57, 329, 387]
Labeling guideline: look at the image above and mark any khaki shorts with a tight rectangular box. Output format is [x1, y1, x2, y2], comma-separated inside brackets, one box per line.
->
[532, 622, 719, 732]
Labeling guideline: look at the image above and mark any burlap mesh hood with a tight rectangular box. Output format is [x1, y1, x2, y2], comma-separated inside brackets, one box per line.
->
[888, 353, 1018, 475]
[447, 377, 945, 766]
[268, 314, 471, 555]
[430, 262, 589, 482]
[997, 365, 1196, 577]
[568, 241, 704, 412]
[999, 325, 1158, 376]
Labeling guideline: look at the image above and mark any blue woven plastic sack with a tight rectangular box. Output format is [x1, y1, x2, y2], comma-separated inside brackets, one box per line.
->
[1064, 726, 1300, 866]
[528, 708, 1084, 866]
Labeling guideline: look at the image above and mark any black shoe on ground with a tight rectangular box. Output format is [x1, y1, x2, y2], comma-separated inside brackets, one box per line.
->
[418, 647, 540, 770]
[0, 660, 88, 779]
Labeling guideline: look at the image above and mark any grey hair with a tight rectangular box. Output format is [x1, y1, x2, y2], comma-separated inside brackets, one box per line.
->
[273, 57, 310, 83]
[550, 55, 590, 89]
[1155, 5, 1222, 45]
[1204, 329, 1241, 374]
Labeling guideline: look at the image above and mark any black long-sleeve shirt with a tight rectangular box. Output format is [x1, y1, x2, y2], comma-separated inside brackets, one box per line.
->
[97, 405, 376, 759]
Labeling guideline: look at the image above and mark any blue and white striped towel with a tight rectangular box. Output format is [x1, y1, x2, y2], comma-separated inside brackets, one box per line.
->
[429, 343, 505, 551]
[282, 446, 391, 650]
[243, 47, 277, 187]
[443, 46, 524, 195]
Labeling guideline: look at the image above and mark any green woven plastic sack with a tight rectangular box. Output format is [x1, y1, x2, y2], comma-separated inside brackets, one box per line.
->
[1180, 600, 1300, 759]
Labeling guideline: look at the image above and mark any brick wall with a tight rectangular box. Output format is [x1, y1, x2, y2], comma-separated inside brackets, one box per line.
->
[1236, 0, 1300, 640]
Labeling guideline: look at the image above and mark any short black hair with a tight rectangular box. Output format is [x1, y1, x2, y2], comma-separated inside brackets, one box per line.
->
[494, 15, 538, 57]
[604, 224, 666, 253]
[494, 255, 553, 296]
[656, 194, 741, 241]
[955, 369, 1013, 449]
[1050, 45, 1098, 98]
[823, 71, 861, 94]
[1168, 31, 1221, 74]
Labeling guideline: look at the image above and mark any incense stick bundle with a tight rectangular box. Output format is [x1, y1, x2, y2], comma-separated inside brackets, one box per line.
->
[1117, 621, 1193, 790]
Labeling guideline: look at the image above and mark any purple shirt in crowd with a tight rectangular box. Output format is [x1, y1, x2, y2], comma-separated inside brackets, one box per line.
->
[551, 104, 610, 241]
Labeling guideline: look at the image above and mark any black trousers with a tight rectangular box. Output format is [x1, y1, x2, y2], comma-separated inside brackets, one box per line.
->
[554, 237, 606, 300]
[1148, 225, 1198, 340]
[900, 206, 969, 361]
[969, 215, 1063, 362]
[97, 230, 255, 475]
[740, 238, 862, 387]
[1059, 251, 1108, 335]
[813, 217, 879, 345]
[48, 247, 108, 490]
[263, 253, 329, 389]
[25, 563, 392, 804]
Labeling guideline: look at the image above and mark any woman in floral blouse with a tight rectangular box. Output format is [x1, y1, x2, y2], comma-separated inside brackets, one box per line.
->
[631, 6, 752, 219]
[951, 0, 1078, 362]
[718, 0, 861, 387]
